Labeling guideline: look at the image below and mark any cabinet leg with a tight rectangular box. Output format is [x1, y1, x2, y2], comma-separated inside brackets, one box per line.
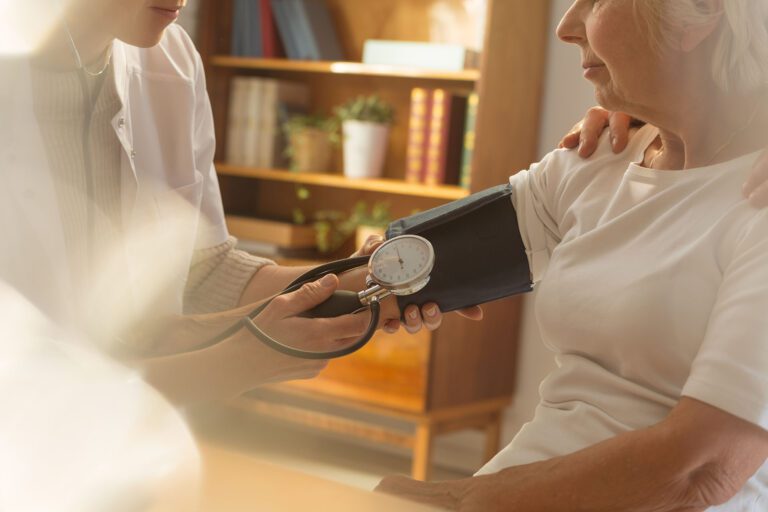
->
[411, 422, 434, 481]
[483, 412, 502, 464]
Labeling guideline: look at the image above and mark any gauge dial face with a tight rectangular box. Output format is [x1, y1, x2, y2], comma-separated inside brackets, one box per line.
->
[369, 235, 434, 289]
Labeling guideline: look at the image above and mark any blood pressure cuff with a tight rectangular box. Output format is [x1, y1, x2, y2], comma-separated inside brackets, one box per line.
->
[385, 183, 532, 313]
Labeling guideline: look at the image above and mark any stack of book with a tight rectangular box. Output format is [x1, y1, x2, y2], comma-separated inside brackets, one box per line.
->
[232, 0, 345, 61]
[405, 89, 478, 189]
[225, 77, 310, 169]
[226, 215, 319, 259]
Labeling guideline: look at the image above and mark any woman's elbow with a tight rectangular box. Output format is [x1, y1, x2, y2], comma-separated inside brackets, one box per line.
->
[684, 461, 745, 509]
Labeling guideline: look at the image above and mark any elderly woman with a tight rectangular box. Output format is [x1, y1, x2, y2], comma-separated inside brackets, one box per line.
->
[378, 0, 768, 510]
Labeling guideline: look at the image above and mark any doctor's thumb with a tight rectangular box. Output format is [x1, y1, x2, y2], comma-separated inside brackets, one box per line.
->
[281, 274, 339, 317]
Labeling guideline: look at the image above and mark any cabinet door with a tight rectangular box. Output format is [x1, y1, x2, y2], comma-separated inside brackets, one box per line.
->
[285, 329, 431, 412]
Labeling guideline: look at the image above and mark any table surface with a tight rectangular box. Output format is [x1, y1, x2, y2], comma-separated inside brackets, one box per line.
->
[198, 442, 442, 512]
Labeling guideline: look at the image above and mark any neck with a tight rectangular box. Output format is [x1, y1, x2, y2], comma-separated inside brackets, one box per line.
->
[33, 13, 113, 72]
[647, 89, 768, 170]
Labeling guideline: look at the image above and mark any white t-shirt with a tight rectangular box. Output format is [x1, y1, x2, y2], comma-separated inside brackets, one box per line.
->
[477, 126, 768, 511]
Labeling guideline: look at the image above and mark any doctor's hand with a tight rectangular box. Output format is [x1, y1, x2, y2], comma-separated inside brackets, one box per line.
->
[561, 106, 768, 207]
[353, 235, 484, 335]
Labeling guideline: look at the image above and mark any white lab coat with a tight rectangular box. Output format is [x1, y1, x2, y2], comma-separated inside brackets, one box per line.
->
[0, 24, 229, 333]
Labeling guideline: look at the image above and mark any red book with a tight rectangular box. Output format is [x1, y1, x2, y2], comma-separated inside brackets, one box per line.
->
[423, 89, 451, 186]
[260, 0, 285, 58]
[423, 90, 469, 186]
[405, 87, 432, 183]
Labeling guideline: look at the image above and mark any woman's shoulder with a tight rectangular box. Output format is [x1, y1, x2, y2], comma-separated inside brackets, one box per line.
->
[117, 24, 201, 83]
[527, 124, 657, 192]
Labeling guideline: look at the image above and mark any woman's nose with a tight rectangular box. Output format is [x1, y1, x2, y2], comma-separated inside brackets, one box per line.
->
[556, 0, 587, 44]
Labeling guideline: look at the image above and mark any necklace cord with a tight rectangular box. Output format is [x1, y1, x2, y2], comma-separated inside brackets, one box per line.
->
[63, 19, 113, 77]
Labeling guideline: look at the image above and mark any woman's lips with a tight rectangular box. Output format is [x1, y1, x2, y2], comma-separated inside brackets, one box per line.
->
[583, 64, 606, 79]
[150, 6, 181, 21]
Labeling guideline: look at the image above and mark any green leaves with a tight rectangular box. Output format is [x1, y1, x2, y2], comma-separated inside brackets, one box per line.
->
[334, 95, 395, 125]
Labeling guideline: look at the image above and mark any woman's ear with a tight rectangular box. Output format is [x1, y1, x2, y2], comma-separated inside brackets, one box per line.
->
[679, 0, 724, 52]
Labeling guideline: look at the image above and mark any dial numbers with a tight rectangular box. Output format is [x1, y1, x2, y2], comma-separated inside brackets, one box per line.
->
[369, 236, 433, 289]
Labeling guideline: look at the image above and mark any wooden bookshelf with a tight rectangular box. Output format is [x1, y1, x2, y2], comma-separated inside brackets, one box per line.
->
[216, 164, 469, 200]
[210, 56, 481, 82]
[198, 0, 551, 481]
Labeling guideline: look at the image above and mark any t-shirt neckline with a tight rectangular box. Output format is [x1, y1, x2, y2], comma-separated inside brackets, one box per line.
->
[626, 126, 763, 181]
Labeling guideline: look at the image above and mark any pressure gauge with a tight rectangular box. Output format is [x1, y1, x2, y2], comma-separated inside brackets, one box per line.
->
[366, 235, 435, 297]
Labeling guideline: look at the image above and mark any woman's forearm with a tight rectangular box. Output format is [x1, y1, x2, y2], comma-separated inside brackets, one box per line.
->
[380, 399, 767, 511]
[475, 422, 707, 512]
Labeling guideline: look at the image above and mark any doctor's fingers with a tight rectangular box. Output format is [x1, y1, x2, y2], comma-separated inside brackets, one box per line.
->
[263, 274, 340, 320]
[743, 149, 768, 207]
[576, 107, 612, 157]
[608, 112, 633, 153]
[291, 310, 373, 344]
[402, 304, 439, 334]
[558, 107, 609, 153]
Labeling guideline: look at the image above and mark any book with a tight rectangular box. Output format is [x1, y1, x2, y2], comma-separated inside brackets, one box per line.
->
[299, 0, 345, 61]
[230, 0, 247, 56]
[225, 76, 250, 165]
[362, 40, 480, 72]
[459, 92, 479, 189]
[286, 0, 318, 60]
[226, 215, 317, 249]
[271, 0, 301, 59]
[231, 0, 263, 57]
[405, 87, 431, 183]
[242, 78, 264, 167]
[256, 79, 310, 168]
[443, 93, 469, 186]
[422, 90, 469, 186]
[260, 0, 284, 58]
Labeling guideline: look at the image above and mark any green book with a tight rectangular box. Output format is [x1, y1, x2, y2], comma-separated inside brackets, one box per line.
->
[459, 92, 479, 190]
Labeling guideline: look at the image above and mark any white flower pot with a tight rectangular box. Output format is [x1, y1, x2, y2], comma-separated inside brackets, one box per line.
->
[342, 120, 390, 179]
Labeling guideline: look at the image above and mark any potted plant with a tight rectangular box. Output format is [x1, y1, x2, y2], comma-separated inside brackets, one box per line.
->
[283, 115, 339, 173]
[335, 95, 395, 179]
[349, 201, 391, 248]
[312, 201, 392, 255]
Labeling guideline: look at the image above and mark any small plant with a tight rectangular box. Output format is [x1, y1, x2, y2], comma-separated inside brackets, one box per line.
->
[334, 95, 395, 125]
[283, 115, 339, 172]
[283, 115, 339, 143]
[313, 201, 391, 254]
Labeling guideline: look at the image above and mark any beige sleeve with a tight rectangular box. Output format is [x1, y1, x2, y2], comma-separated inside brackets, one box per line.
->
[184, 237, 274, 314]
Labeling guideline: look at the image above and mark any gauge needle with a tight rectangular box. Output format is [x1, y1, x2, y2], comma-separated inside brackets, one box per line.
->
[396, 248, 404, 269]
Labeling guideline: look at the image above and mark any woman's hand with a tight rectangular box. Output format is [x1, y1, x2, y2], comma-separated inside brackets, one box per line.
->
[743, 150, 768, 207]
[353, 235, 484, 335]
[561, 107, 768, 207]
[558, 107, 635, 156]
[376, 474, 501, 512]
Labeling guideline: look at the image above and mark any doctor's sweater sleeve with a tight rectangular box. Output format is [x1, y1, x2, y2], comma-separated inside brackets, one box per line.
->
[184, 237, 274, 314]
[509, 151, 564, 283]
[681, 211, 768, 430]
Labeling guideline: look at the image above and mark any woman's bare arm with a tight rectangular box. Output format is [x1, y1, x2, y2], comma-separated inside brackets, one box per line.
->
[378, 398, 768, 512]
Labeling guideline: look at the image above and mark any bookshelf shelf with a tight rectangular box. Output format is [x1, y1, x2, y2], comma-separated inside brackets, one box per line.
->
[210, 55, 481, 83]
[216, 163, 469, 200]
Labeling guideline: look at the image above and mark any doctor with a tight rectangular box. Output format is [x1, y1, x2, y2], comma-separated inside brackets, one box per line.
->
[0, 0, 478, 403]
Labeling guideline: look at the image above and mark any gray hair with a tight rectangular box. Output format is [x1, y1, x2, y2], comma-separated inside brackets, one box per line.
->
[634, 0, 768, 94]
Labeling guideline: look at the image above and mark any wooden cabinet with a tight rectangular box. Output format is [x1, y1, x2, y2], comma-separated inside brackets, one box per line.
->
[197, 0, 551, 480]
